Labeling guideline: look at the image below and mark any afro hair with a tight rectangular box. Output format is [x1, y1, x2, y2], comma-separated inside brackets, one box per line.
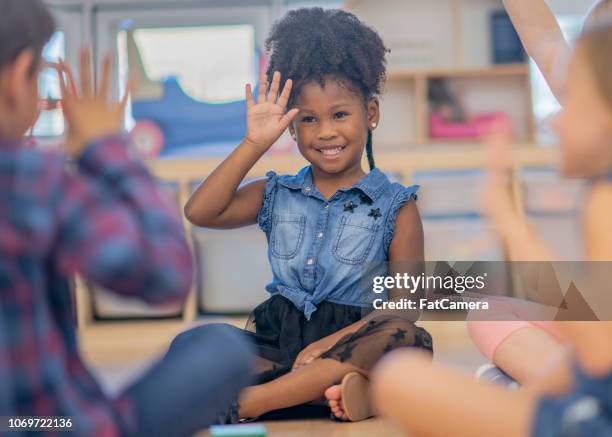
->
[265, 7, 389, 107]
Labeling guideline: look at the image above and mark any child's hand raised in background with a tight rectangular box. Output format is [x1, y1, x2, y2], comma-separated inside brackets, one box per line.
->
[481, 121, 555, 261]
[481, 122, 517, 231]
[54, 47, 129, 159]
[244, 71, 299, 153]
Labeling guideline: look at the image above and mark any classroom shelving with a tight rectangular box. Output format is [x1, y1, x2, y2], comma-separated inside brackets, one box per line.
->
[76, 146, 572, 365]
[345, 0, 536, 148]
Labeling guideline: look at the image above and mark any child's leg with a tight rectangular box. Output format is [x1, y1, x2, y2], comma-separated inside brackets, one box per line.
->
[114, 324, 254, 436]
[253, 356, 280, 374]
[237, 358, 365, 418]
[468, 321, 566, 383]
[371, 350, 537, 437]
[493, 325, 567, 384]
[244, 316, 432, 420]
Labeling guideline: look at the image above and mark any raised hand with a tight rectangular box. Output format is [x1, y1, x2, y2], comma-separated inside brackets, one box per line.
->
[481, 121, 558, 261]
[54, 47, 129, 159]
[481, 121, 519, 232]
[245, 71, 299, 152]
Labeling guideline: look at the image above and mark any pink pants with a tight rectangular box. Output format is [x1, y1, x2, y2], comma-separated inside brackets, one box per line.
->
[467, 320, 564, 361]
[465, 293, 569, 361]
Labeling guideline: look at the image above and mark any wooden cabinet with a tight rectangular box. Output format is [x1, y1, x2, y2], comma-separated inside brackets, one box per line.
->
[345, 0, 535, 148]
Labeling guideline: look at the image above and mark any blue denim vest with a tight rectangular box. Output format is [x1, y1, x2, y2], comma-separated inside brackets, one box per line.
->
[258, 166, 419, 319]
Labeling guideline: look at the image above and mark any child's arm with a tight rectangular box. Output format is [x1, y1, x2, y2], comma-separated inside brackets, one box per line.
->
[559, 322, 612, 377]
[184, 71, 299, 229]
[503, 0, 568, 101]
[483, 128, 556, 261]
[57, 138, 193, 304]
[494, 215, 556, 261]
[53, 50, 192, 303]
[564, 184, 612, 376]
[584, 182, 612, 261]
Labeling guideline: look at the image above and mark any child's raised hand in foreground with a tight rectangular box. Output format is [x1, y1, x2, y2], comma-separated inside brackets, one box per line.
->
[54, 47, 129, 159]
[245, 71, 299, 152]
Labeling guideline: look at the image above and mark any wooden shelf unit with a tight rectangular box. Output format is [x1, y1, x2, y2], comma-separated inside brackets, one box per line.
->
[387, 63, 530, 80]
[375, 63, 535, 148]
[344, 0, 536, 149]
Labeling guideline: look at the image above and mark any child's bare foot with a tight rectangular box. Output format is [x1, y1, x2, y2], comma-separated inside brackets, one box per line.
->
[325, 372, 374, 421]
[325, 383, 348, 420]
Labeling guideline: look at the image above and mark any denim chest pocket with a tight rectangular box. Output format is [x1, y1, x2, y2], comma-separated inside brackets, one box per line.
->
[333, 215, 380, 265]
[270, 214, 306, 259]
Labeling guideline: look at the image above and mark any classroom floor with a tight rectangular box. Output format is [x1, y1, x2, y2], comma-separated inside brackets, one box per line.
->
[198, 418, 402, 437]
[85, 317, 487, 436]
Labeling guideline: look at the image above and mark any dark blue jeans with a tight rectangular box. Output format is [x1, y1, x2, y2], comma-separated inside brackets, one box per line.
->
[118, 323, 253, 437]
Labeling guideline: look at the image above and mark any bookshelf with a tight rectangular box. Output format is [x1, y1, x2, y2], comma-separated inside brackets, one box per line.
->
[376, 64, 534, 148]
[344, 0, 535, 149]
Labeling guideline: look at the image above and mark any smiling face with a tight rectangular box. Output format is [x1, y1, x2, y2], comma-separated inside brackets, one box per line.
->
[290, 77, 379, 179]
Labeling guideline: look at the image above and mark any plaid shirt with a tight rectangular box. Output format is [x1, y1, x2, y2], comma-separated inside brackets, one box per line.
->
[0, 135, 193, 435]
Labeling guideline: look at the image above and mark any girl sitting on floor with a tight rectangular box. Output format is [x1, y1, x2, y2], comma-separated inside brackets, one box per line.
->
[183, 7, 432, 423]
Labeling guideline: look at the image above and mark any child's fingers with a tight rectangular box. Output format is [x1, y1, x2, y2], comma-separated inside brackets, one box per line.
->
[268, 71, 280, 103]
[55, 67, 68, 98]
[54, 61, 77, 98]
[59, 61, 79, 97]
[487, 134, 511, 178]
[482, 119, 513, 180]
[484, 119, 512, 153]
[79, 46, 93, 97]
[277, 78, 292, 109]
[292, 355, 303, 370]
[119, 79, 132, 111]
[245, 83, 254, 109]
[54, 67, 73, 116]
[257, 73, 267, 104]
[293, 351, 312, 369]
[280, 108, 300, 129]
[98, 54, 113, 100]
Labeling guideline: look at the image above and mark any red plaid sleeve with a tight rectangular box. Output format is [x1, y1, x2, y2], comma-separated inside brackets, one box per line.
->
[54, 136, 193, 304]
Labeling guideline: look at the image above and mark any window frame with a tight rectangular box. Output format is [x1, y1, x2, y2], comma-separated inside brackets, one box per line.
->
[35, 5, 83, 141]
[94, 2, 272, 103]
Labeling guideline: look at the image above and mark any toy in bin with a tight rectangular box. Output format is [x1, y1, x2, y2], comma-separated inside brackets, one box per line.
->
[209, 424, 267, 437]
[429, 111, 510, 139]
[427, 78, 512, 139]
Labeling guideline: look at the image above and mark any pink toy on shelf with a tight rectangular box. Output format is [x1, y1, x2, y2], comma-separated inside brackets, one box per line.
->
[429, 111, 511, 139]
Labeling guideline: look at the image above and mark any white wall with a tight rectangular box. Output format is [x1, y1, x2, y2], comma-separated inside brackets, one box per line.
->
[547, 0, 599, 16]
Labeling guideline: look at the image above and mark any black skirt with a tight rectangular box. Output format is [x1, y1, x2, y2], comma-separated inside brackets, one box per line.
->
[243, 294, 433, 383]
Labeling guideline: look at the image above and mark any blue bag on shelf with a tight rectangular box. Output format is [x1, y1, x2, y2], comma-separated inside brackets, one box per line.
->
[490, 10, 526, 64]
